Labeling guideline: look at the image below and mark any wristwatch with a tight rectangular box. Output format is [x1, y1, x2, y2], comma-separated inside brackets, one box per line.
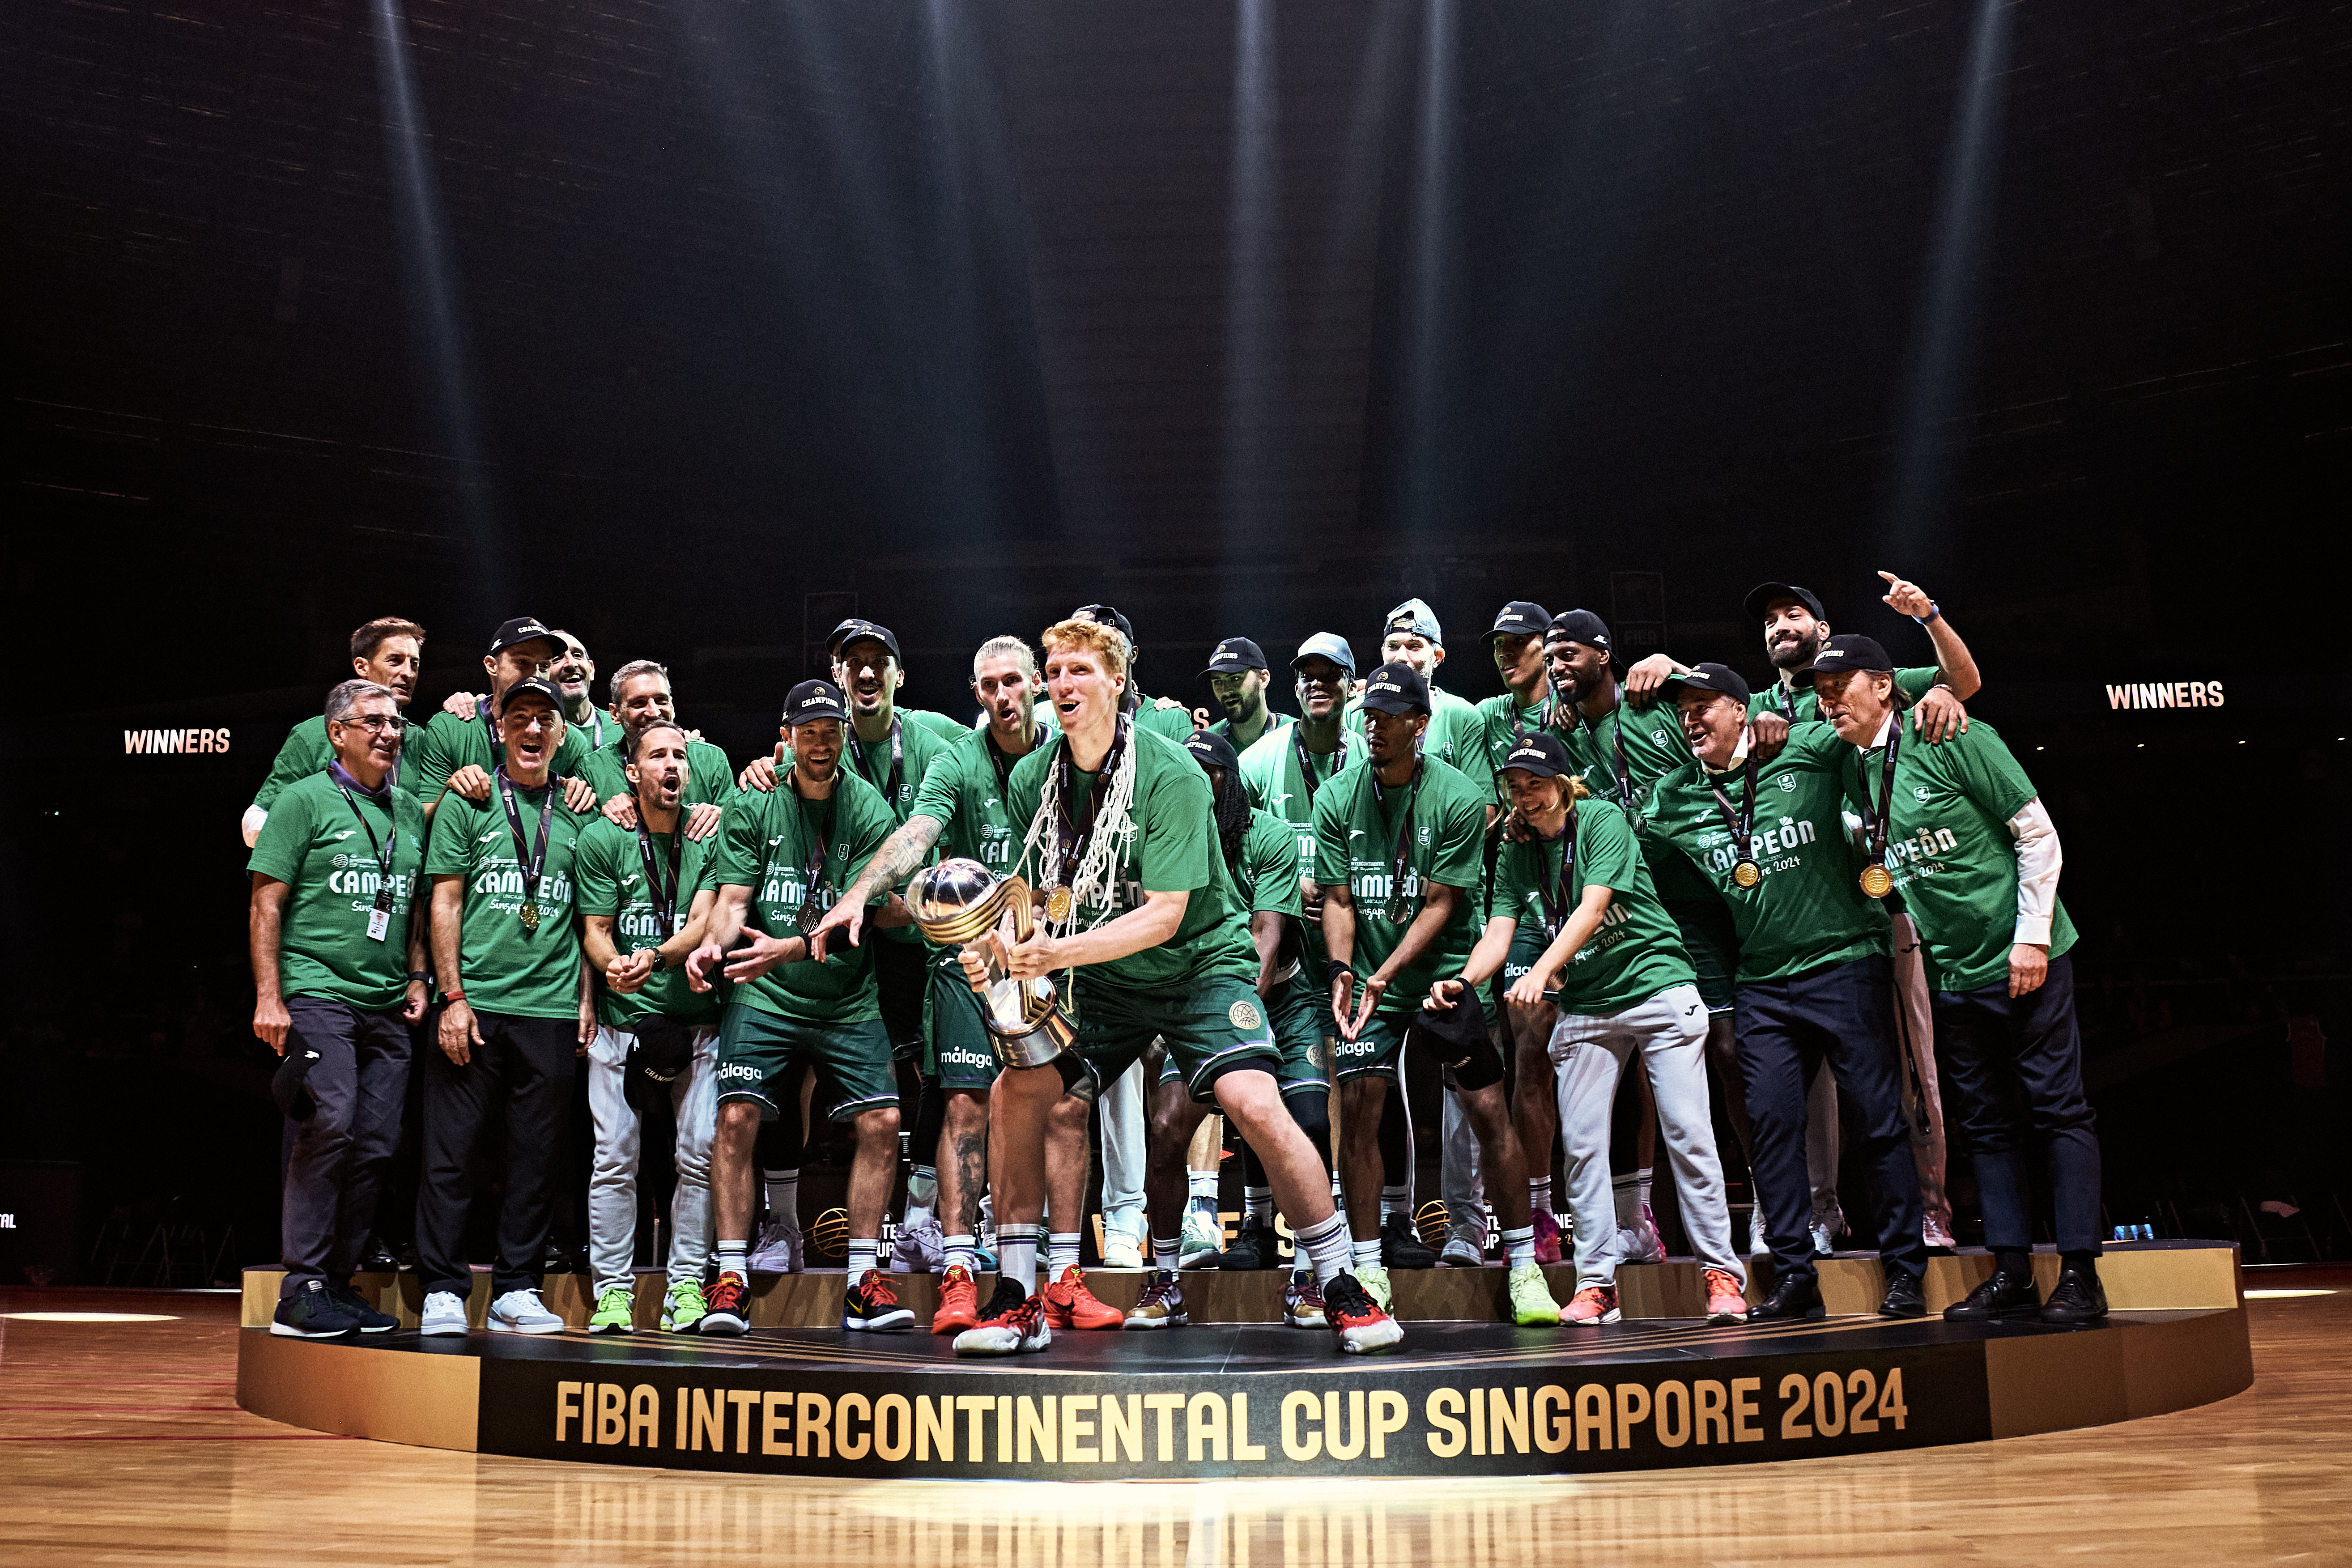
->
[1911, 601, 1941, 625]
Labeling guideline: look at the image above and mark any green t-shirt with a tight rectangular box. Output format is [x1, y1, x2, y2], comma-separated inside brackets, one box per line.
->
[910, 727, 1033, 876]
[1490, 797, 1694, 1016]
[1237, 724, 1365, 966]
[253, 718, 332, 812]
[1470, 688, 1575, 807]
[404, 702, 595, 807]
[1003, 725, 1258, 993]
[1754, 666, 1939, 725]
[1646, 726, 1889, 983]
[574, 735, 737, 816]
[423, 778, 597, 1019]
[572, 816, 725, 1028]
[1208, 710, 1293, 749]
[1238, 807, 1305, 920]
[902, 708, 974, 745]
[713, 768, 898, 1024]
[1845, 718, 2076, 994]
[1312, 756, 1488, 1015]
[1558, 688, 1715, 902]
[843, 714, 955, 948]
[247, 771, 427, 1010]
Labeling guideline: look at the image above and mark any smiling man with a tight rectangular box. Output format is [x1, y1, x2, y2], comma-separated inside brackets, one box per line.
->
[243, 617, 429, 846]
[573, 660, 736, 831]
[404, 617, 600, 820]
[1203, 637, 1291, 752]
[1344, 599, 1480, 771]
[545, 631, 623, 754]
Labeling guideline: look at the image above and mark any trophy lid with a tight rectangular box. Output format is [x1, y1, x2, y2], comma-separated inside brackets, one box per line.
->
[910, 858, 1011, 944]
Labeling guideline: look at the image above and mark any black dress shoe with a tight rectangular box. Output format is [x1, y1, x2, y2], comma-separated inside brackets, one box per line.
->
[1944, 1268, 2041, 1322]
[1380, 1215, 1438, 1270]
[1879, 1270, 1927, 1318]
[1750, 1273, 1824, 1322]
[1217, 1219, 1272, 1270]
[2038, 1266, 2108, 1325]
[357, 1237, 400, 1272]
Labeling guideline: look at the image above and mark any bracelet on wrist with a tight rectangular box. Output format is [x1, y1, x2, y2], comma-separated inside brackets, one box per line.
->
[1911, 600, 1941, 625]
[1325, 958, 1354, 988]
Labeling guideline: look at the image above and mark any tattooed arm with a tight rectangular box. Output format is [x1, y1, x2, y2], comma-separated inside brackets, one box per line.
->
[806, 812, 944, 960]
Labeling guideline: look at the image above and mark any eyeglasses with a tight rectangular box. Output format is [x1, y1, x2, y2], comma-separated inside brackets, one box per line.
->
[504, 712, 562, 732]
[333, 714, 407, 733]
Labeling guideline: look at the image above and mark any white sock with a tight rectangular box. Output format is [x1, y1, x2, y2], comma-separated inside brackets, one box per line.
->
[1381, 1183, 1408, 1221]
[1189, 1169, 1219, 1206]
[1352, 1238, 1383, 1275]
[1332, 1169, 1346, 1201]
[1613, 1169, 1650, 1227]
[846, 1239, 878, 1277]
[1529, 1177, 1553, 1217]
[764, 1169, 799, 1224]
[1502, 1224, 1536, 1268]
[716, 1241, 747, 1279]
[1153, 1235, 1182, 1271]
[1295, 1212, 1350, 1286]
[1245, 1186, 1273, 1223]
[998, 1224, 1040, 1296]
[1047, 1232, 1081, 1276]
[904, 1167, 937, 1229]
[944, 1234, 976, 1274]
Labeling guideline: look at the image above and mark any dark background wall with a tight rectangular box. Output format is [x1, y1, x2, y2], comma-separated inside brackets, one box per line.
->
[4, 0, 2347, 1277]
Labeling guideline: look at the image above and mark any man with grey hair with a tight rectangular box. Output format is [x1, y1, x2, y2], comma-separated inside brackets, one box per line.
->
[249, 678, 430, 1337]
[575, 658, 736, 833]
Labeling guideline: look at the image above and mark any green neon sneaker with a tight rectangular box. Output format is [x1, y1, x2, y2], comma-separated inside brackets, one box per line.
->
[587, 1285, 635, 1334]
[661, 1278, 709, 1334]
[1508, 1263, 1562, 1326]
[1355, 1262, 1394, 1310]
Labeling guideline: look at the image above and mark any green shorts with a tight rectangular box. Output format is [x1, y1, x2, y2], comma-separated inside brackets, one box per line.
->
[1662, 897, 1738, 1014]
[1333, 997, 1505, 1092]
[1157, 969, 1326, 1098]
[715, 1002, 897, 1122]
[1072, 970, 1279, 1105]
[922, 957, 1001, 1093]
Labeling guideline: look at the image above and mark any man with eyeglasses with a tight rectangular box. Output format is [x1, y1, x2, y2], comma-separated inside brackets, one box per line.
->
[404, 617, 600, 820]
[249, 678, 430, 1337]
[243, 617, 430, 848]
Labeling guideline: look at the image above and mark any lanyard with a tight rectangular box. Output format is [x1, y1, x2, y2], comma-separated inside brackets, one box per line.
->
[790, 773, 834, 933]
[1583, 694, 1635, 818]
[986, 723, 1047, 804]
[1704, 749, 1761, 883]
[848, 715, 903, 806]
[1527, 810, 1580, 939]
[634, 818, 684, 939]
[1053, 717, 1129, 892]
[1370, 761, 1421, 922]
[329, 769, 398, 914]
[1511, 687, 1554, 739]
[587, 707, 605, 750]
[1292, 725, 1342, 808]
[494, 768, 557, 917]
[1854, 720, 1904, 889]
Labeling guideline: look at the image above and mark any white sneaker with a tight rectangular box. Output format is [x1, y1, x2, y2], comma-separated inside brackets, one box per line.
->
[488, 1288, 565, 1334]
[750, 1215, 804, 1274]
[1747, 1207, 1768, 1257]
[1438, 1219, 1485, 1268]
[419, 1290, 468, 1336]
[1100, 1206, 1145, 1268]
[1619, 1203, 1666, 1265]
[1178, 1207, 1224, 1269]
[891, 1216, 945, 1274]
[1924, 1215, 1959, 1251]
[1809, 1200, 1845, 1258]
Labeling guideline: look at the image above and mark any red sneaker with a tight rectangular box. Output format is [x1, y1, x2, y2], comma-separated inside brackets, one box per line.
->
[953, 1278, 1051, 1357]
[932, 1265, 980, 1334]
[1564, 1283, 1620, 1324]
[700, 1271, 749, 1335]
[1321, 1271, 1403, 1354]
[1042, 1266, 1124, 1330]
[1704, 1267, 1749, 1325]
[1531, 1209, 1564, 1265]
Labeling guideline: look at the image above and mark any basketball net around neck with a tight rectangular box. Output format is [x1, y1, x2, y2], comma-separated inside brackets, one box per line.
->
[1018, 717, 1140, 936]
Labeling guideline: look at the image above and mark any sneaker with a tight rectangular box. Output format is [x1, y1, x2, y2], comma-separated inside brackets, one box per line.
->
[844, 1269, 916, 1331]
[1217, 1218, 1273, 1270]
[1100, 1229, 1144, 1269]
[1379, 1215, 1437, 1270]
[1354, 1262, 1394, 1309]
[750, 1215, 804, 1274]
[661, 1279, 709, 1334]
[489, 1288, 564, 1334]
[1531, 1210, 1564, 1265]
[1439, 1219, 1486, 1268]
[1747, 1207, 1768, 1258]
[932, 1264, 982, 1334]
[1042, 1265, 1125, 1330]
[1508, 1263, 1562, 1326]
[1563, 1284, 1620, 1325]
[1809, 1198, 1846, 1258]
[326, 1281, 399, 1333]
[1703, 1267, 1749, 1325]
[1178, 1208, 1225, 1269]
[2038, 1265, 2108, 1325]
[1323, 1271, 1404, 1354]
[270, 1279, 363, 1338]
[1618, 1204, 1665, 1265]
[954, 1278, 1051, 1356]
[1923, 1215, 1959, 1254]
[700, 1272, 750, 1335]
[418, 1290, 468, 1336]
[1283, 1272, 1327, 1328]
[1944, 1268, 2040, 1323]
[891, 1216, 945, 1274]
[587, 1285, 635, 1334]
[1124, 1269, 1189, 1329]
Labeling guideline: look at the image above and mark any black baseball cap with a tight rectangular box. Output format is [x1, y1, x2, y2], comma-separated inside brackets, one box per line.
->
[1810, 634, 1894, 675]
[498, 677, 563, 714]
[1484, 601, 1551, 642]
[1071, 603, 1137, 651]
[1744, 582, 1827, 624]
[783, 679, 848, 725]
[487, 616, 561, 658]
[1499, 732, 1575, 779]
[1201, 637, 1268, 676]
[1182, 730, 1241, 774]
[1359, 661, 1431, 716]
[1546, 609, 1611, 654]
[1661, 663, 1752, 705]
[827, 618, 902, 663]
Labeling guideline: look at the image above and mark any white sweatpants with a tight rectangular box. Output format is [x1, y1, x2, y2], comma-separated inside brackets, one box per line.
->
[1551, 983, 1741, 1290]
[587, 1022, 718, 1296]
[1441, 1086, 1484, 1215]
[1098, 1057, 1148, 1224]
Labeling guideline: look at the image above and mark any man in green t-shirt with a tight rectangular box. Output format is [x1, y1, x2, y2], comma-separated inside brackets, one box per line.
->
[1649, 663, 1927, 1322]
[248, 678, 429, 1338]
[1813, 635, 2106, 1326]
[416, 678, 599, 1338]
[1202, 637, 1292, 751]
[572, 659, 736, 834]
[547, 630, 626, 755]
[243, 616, 429, 847]
[951, 617, 1399, 1356]
[1437, 732, 1747, 1327]
[403, 616, 600, 820]
[1340, 598, 1481, 770]
[1317, 661, 1540, 1313]
[827, 616, 972, 744]
[688, 680, 913, 1338]
[574, 722, 727, 1337]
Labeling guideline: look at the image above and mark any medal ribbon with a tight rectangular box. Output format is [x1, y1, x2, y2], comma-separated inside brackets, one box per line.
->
[1854, 717, 1904, 879]
[986, 722, 1048, 805]
[848, 714, 904, 807]
[1292, 725, 1341, 808]
[634, 817, 684, 940]
[792, 773, 833, 912]
[1370, 761, 1422, 922]
[1527, 809, 1580, 940]
[1703, 747, 1761, 876]
[1052, 716, 1129, 895]
[328, 768, 398, 906]
[494, 767, 557, 914]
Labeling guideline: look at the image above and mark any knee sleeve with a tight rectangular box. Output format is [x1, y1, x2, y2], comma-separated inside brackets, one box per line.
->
[1378, 1088, 1409, 1183]
[913, 1075, 948, 1163]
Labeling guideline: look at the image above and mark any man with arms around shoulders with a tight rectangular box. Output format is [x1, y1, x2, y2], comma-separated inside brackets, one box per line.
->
[574, 659, 736, 835]
[1202, 637, 1292, 752]
[244, 618, 429, 847]
[404, 617, 600, 820]
[1812, 635, 2105, 1324]
[574, 721, 728, 1335]
[249, 678, 429, 1336]
[416, 678, 599, 1335]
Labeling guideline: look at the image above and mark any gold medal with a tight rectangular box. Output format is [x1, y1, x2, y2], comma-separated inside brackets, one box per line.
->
[1045, 884, 1074, 924]
[1859, 863, 1894, 899]
[519, 900, 541, 931]
[1731, 858, 1761, 889]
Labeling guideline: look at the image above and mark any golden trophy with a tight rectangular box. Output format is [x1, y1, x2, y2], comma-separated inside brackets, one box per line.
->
[907, 858, 1077, 1069]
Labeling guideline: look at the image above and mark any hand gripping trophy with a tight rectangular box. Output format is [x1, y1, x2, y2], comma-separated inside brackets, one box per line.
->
[906, 859, 1077, 1067]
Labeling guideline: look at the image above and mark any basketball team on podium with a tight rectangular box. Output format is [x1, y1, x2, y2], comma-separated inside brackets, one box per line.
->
[247, 576, 2109, 1357]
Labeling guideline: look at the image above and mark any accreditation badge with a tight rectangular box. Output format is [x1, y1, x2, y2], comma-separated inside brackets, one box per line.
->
[366, 907, 391, 942]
